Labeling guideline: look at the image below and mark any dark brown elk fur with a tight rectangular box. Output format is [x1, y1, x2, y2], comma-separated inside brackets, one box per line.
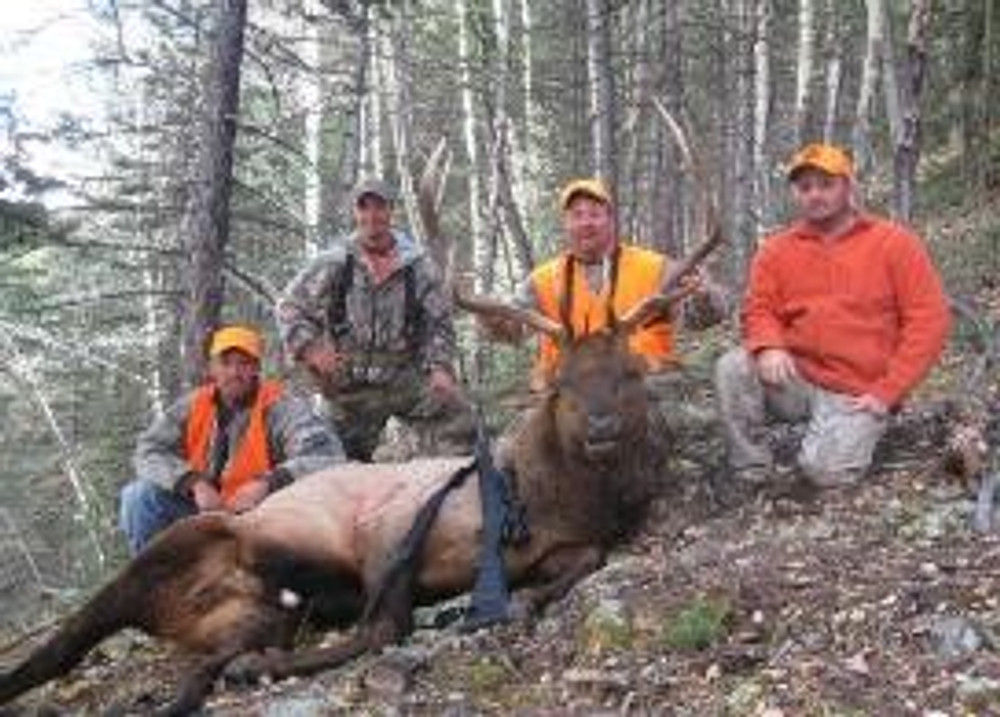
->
[0, 325, 664, 715]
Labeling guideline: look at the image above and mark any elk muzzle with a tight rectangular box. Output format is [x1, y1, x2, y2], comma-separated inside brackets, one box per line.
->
[583, 413, 624, 459]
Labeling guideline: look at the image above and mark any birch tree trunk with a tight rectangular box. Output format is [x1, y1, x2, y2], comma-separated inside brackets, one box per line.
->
[732, 0, 757, 278]
[821, 0, 843, 142]
[180, 0, 248, 387]
[383, 13, 420, 245]
[301, 0, 324, 256]
[586, 0, 616, 183]
[620, 0, 651, 241]
[327, 12, 372, 237]
[750, 0, 771, 243]
[519, 0, 541, 221]
[853, 0, 885, 175]
[359, 6, 383, 178]
[655, 0, 684, 256]
[793, 0, 816, 145]
[455, 0, 485, 290]
[490, 0, 534, 278]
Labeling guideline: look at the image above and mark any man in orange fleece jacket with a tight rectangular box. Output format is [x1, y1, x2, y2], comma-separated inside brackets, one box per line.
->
[714, 143, 951, 489]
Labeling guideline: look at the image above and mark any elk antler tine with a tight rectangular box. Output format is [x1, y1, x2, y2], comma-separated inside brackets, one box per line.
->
[453, 288, 565, 340]
[618, 100, 724, 332]
[417, 137, 451, 278]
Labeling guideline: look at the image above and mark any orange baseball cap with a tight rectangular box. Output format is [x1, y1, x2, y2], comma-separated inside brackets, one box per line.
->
[209, 325, 263, 360]
[787, 143, 854, 180]
[559, 177, 613, 210]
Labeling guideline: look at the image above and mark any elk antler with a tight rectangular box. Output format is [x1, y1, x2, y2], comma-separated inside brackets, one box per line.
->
[417, 138, 566, 341]
[417, 137, 451, 277]
[617, 100, 725, 333]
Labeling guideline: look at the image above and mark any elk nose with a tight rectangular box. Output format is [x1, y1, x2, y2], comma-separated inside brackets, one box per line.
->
[588, 414, 621, 440]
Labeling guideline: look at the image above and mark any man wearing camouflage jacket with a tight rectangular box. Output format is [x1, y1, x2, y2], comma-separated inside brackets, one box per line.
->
[276, 178, 475, 461]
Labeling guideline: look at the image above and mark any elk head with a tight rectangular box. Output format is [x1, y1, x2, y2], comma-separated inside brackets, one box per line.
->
[547, 330, 650, 462]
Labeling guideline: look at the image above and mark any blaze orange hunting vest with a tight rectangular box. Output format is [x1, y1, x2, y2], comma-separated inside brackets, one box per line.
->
[184, 380, 283, 507]
[532, 244, 676, 383]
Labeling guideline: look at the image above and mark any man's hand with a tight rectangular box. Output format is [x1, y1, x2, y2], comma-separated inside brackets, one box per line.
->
[755, 348, 799, 386]
[427, 366, 460, 404]
[189, 478, 224, 512]
[302, 339, 346, 378]
[846, 393, 889, 416]
[227, 478, 270, 514]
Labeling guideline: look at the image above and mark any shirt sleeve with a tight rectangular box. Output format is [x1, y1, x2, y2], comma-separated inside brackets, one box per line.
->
[265, 390, 345, 480]
[133, 393, 197, 492]
[868, 230, 951, 406]
[741, 244, 789, 354]
[275, 248, 346, 360]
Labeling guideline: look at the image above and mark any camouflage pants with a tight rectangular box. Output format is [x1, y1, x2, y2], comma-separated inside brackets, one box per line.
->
[320, 370, 476, 462]
[714, 347, 888, 487]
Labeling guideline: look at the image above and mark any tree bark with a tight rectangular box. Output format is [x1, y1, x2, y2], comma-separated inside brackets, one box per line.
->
[326, 12, 372, 237]
[853, 0, 885, 175]
[301, 0, 325, 256]
[180, 0, 248, 387]
[793, 0, 816, 145]
[585, 0, 616, 184]
[892, 0, 934, 222]
[455, 0, 485, 289]
[821, 0, 843, 142]
[752, 0, 772, 240]
[655, 0, 684, 257]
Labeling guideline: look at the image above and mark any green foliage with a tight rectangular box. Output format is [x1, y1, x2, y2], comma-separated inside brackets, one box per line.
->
[659, 596, 731, 652]
[580, 604, 634, 654]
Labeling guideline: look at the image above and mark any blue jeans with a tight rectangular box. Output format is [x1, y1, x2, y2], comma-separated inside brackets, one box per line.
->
[119, 480, 197, 554]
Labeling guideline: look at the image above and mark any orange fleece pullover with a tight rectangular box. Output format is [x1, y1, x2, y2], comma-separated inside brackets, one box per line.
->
[742, 214, 950, 407]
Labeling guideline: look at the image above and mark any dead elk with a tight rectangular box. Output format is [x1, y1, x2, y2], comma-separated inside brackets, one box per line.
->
[0, 324, 669, 714]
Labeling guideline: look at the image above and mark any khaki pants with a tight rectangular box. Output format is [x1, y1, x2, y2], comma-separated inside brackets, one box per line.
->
[713, 348, 887, 487]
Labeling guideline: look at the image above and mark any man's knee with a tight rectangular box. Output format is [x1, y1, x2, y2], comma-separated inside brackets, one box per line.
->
[797, 443, 874, 488]
[714, 347, 757, 397]
[119, 480, 191, 554]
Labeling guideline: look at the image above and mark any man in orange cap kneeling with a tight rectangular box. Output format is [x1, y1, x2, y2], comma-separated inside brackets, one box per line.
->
[119, 325, 344, 553]
[714, 143, 951, 490]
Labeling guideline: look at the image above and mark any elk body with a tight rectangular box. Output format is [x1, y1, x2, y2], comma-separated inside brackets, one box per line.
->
[0, 324, 666, 715]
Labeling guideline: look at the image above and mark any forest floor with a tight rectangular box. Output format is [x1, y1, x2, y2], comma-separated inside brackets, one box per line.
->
[4, 186, 1000, 716]
[4, 378, 1000, 716]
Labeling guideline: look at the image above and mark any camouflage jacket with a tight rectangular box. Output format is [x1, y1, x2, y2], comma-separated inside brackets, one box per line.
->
[134, 384, 344, 493]
[275, 230, 458, 385]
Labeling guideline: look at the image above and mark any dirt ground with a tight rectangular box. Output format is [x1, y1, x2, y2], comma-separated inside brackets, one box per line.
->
[3, 398, 1000, 716]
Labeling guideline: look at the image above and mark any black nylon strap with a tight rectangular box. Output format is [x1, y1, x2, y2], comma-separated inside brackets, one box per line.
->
[328, 252, 355, 340]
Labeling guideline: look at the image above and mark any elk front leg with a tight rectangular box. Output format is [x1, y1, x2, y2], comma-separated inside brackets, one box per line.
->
[513, 545, 604, 619]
